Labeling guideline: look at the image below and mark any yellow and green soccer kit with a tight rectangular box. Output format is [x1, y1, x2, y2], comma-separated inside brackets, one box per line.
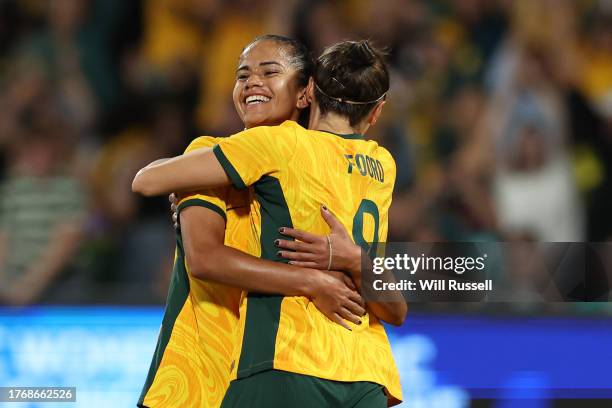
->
[139, 137, 259, 408]
[213, 120, 403, 405]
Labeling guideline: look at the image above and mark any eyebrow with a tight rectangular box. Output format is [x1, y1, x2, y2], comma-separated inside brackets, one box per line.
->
[236, 61, 284, 72]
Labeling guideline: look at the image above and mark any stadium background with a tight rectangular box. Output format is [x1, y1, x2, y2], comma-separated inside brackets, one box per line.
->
[0, 0, 611, 406]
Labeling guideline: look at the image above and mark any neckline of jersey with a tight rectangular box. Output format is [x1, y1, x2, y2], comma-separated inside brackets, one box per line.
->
[318, 129, 364, 140]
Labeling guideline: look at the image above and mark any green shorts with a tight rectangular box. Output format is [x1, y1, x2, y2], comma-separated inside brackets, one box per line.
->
[220, 369, 387, 408]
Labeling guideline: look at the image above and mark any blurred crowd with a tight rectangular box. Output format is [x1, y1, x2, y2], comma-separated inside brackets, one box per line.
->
[0, 0, 611, 308]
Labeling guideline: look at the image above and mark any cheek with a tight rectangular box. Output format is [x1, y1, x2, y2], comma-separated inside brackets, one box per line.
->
[232, 84, 244, 118]
[271, 79, 297, 108]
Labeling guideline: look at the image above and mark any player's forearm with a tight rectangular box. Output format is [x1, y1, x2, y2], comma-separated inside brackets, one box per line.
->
[346, 257, 407, 326]
[187, 243, 319, 297]
[132, 148, 230, 196]
[367, 300, 407, 326]
[358, 251, 407, 326]
[334, 241, 363, 281]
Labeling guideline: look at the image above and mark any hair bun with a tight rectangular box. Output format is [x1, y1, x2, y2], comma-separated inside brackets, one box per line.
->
[357, 40, 376, 59]
[347, 40, 377, 68]
[313, 39, 389, 118]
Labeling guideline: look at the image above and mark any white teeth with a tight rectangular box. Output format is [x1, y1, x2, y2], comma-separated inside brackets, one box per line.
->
[246, 95, 271, 105]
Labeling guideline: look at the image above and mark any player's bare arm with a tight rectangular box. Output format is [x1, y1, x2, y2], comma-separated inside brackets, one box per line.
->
[132, 147, 229, 196]
[276, 205, 407, 326]
[180, 204, 365, 330]
[170, 194, 365, 329]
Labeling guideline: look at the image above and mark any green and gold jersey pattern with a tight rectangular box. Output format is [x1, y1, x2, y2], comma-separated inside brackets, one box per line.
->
[213, 120, 402, 405]
[139, 136, 260, 408]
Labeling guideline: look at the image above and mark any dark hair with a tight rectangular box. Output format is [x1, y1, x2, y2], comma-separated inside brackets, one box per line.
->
[245, 34, 314, 87]
[313, 40, 389, 126]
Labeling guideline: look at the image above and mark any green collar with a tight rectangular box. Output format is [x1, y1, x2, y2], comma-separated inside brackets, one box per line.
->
[319, 130, 364, 140]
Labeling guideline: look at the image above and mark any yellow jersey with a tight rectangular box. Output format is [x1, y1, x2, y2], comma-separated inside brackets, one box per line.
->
[139, 137, 258, 408]
[213, 120, 402, 405]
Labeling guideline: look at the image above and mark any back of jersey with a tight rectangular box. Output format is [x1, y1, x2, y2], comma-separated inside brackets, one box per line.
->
[213, 120, 402, 404]
[283, 126, 393, 255]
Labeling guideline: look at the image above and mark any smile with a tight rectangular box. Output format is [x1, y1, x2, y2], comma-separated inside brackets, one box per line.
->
[245, 95, 271, 105]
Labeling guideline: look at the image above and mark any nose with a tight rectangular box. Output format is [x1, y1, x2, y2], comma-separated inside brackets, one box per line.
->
[245, 73, 264, 89]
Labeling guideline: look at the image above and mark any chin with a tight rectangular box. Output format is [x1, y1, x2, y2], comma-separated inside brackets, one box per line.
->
[245, 117, 264, 128]
[245, 114, 275, 128]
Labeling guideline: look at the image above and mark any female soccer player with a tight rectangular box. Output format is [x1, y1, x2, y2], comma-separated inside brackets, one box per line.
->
[137, 35, 365, 408]
[134, 40, 406, 407]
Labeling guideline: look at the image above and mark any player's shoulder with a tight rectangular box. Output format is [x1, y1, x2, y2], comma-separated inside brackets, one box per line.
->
[362, 140, 395, 167]
[365, 141, 396, 184]
[243, 121, 302, 152]
[270, 120, 303, 138]
[230, 120, 299, 140]
[376, 144, 396, 168]
[184, 135, 220, 154]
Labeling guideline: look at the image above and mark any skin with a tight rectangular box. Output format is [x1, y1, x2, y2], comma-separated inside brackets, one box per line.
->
[276, 205, 407, 326]
[133, 70, 407, 325]
[234, 41, 308, 128]
[173, 39, 365, 329]
[276, 206, 363, 284]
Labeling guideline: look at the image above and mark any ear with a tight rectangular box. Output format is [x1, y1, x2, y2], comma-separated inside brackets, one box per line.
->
[296, 84, 310, 109]
[306, 77, 315, 104]
[368, 100, 386, 126]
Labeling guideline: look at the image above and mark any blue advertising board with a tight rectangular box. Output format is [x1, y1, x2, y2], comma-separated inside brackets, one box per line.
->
[0, 308, 610, 407]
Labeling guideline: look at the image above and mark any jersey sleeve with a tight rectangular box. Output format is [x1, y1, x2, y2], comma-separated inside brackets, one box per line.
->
[177, 136, 230, 222]
[212, 125, 297, 190]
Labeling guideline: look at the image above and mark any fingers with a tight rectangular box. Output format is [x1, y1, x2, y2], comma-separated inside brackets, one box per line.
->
[344, 298, 366, 317]
[332, 313, 352, 331]
[338, 307, 361, 325]
[171, 201, 179, 230]
[275, 239, 311, 252]
[277, 250, 316, 262]
[287, 261, 320, 268]
[320, 205, 346, 234]
[279, 227, 317, 243]
[169, 193, 178, 204]
[341, 274, 356, 290]
[348, 290, 366, 309]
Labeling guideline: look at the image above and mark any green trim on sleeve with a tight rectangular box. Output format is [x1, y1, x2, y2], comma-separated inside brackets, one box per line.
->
[178, 198, 227, 223]
[213, 144, 247, 190]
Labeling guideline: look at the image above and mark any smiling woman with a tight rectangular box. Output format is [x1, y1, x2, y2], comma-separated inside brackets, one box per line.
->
[137, 36, 368, 408]
[134, 39, 406, 408]
[234, 35, 311, 128]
